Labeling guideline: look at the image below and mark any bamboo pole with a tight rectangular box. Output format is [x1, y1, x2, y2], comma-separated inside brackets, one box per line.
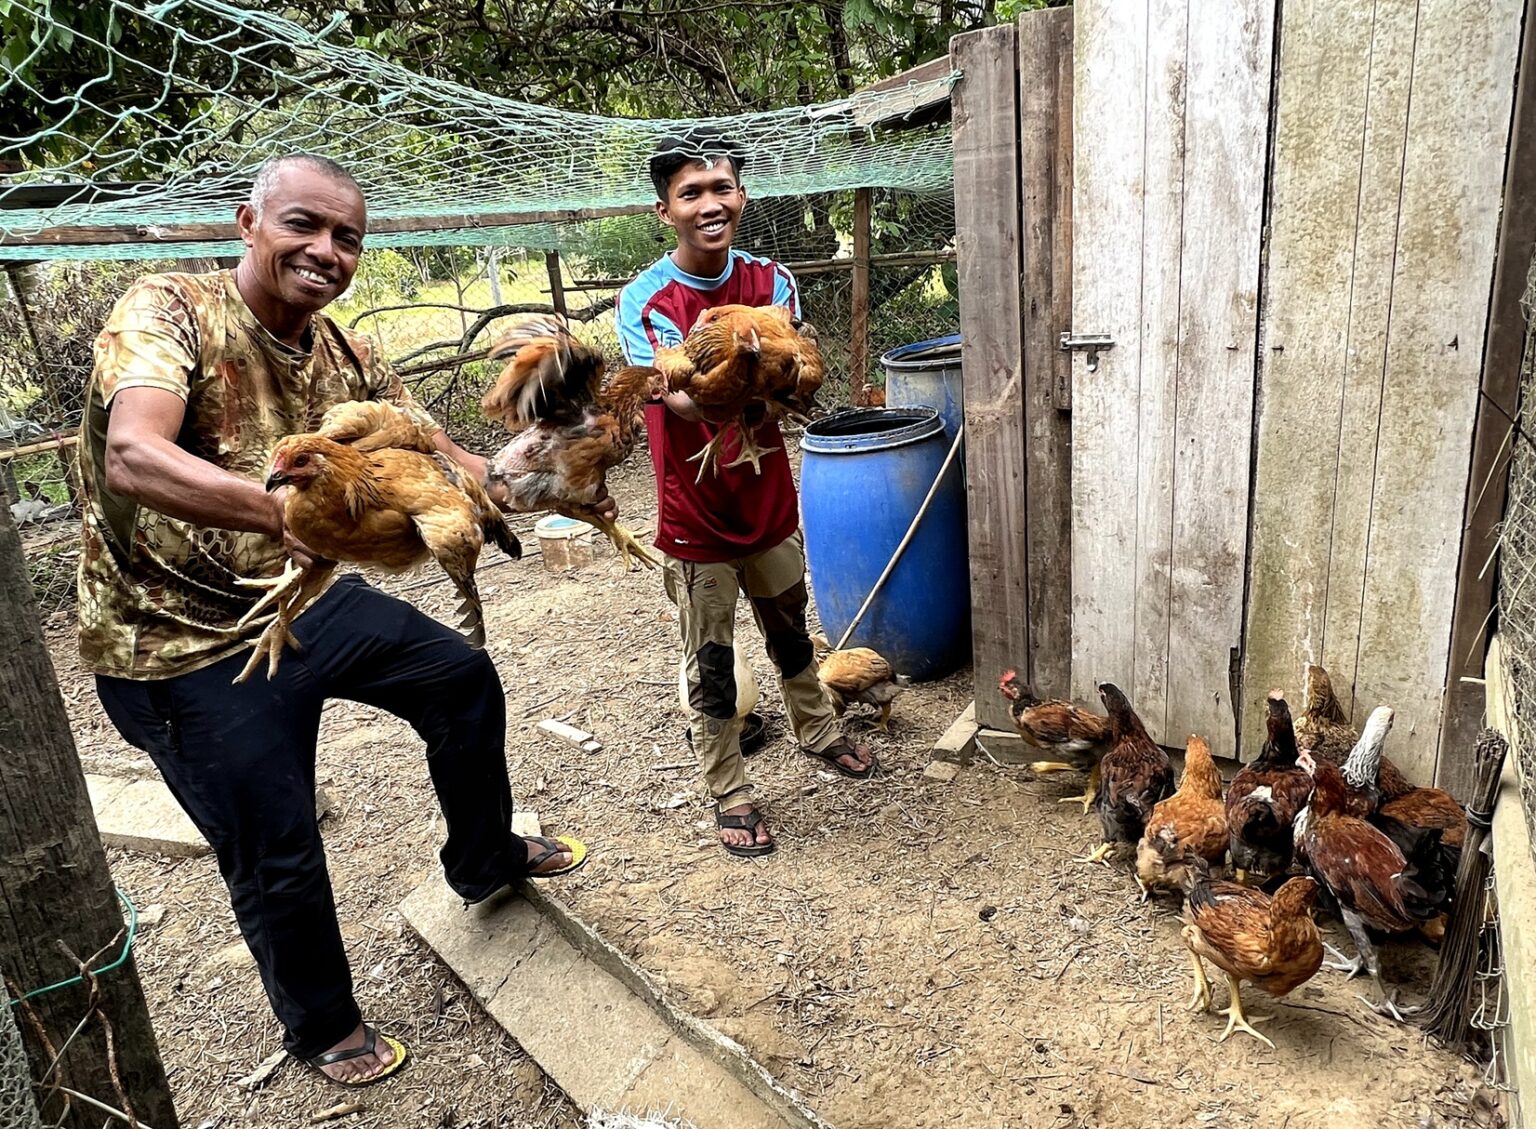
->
[0, 435, 76, 462]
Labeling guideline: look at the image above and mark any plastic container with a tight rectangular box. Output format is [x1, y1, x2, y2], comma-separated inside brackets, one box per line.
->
[880, 333, 963, 442]
[534, 514, 593, 573]
[799, 407, 970, 681]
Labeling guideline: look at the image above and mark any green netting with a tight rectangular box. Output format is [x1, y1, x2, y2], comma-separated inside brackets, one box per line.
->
[0, 0, 955, 260]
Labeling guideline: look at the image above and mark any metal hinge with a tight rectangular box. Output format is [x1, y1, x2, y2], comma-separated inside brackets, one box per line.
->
[1059, 331, 1115, 372]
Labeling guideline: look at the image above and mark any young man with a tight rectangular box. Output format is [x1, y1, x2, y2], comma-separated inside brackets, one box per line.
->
[79, 154, 584, 1086]
[617, 135, 877, 858]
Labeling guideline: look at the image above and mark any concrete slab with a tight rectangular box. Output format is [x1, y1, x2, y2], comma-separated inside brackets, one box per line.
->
[87, 774, 333, 859]
[401, 880, 829, 1129]
[89, 776, 211, 858]
[923, 759, 961, 783]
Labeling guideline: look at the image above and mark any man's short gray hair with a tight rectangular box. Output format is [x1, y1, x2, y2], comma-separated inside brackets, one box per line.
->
[247, 154, 362, 223]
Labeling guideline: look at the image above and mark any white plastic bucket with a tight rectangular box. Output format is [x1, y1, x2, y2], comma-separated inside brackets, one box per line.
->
[534, 514, 593, 573]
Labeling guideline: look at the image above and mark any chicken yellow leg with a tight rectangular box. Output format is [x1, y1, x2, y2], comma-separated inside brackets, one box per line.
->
[233, 560, 336, 683]
[594, 517, 658, 571]
[721, 426, 779, 474]
[685, 430, 731, 482]
[1216, 973, 1274, 1048]
[1076, 842, 1114, 866]
[1184, 945, 1213, 1013]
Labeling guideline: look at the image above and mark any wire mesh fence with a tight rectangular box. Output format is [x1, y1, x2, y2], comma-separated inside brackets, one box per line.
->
[0, 186, 958, 617]
[1496, 255, 1536, 849]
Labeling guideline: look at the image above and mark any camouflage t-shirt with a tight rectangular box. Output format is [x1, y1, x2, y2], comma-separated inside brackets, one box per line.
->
[77, 269, 438, 679]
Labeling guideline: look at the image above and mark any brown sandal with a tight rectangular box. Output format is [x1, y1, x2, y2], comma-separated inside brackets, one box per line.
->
[802, 738, 879, 780]
[715, 807, 776, 858]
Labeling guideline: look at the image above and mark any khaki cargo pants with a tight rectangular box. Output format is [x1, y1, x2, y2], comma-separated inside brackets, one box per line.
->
[663, 530, 842, 811]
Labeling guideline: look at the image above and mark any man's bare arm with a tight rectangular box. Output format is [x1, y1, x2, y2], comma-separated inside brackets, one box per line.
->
[104, 386, 318, 564]
[105, 387, 285, 537]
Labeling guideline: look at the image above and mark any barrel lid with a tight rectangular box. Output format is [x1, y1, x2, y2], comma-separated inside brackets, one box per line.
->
[534, 514, 588, 538]
[801, 407, 945, 454]
[879, 333, 962, 372]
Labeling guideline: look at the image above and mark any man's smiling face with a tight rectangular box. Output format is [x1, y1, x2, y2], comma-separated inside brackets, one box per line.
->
[235, 163, 366, 316]
[657, 158, 745, 263]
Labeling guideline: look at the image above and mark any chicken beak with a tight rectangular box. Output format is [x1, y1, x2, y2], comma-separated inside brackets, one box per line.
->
[264, 470, 290, 492]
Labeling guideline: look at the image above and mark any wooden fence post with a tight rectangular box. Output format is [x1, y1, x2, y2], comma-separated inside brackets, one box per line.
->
[850, 187, 872, 394]
[1440, 0, 1536, 797]
[545, 250, 568, 319]
[1017, 7, 1074, 699]
[0, 503, 180, 1128]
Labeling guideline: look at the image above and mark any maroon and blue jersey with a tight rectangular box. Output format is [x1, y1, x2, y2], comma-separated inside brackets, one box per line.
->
[618, 251, 802, 562]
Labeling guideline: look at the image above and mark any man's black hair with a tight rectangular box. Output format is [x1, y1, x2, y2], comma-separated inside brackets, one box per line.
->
[648, 129, 747, 200]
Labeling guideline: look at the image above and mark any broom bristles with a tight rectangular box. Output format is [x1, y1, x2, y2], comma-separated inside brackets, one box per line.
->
[1419, 729, 1509, 1045]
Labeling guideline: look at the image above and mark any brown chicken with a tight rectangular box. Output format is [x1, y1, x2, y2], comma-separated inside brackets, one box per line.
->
[1135, 735, 1228, 899]
[654, 304, 824, 479]
[235, 400, 520, 682]
[1295, 664, 1358, 764]
[1294, 751, 1453, 1019]
[998, 670, 1112, 814]
[1225, 692, 1313, 884]
[1080, 683, 1174, 866]
[814, 638, 910, 731]
[1180, 858, 1324, 1047]
[1299, 664, 1415, 798]
[482, 317, 657, 571]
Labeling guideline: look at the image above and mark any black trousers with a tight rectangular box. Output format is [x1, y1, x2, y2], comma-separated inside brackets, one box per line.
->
[97, 576, 524, 1059]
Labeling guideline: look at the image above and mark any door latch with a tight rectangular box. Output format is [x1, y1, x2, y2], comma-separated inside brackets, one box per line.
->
[1059, 332, 1115, 372]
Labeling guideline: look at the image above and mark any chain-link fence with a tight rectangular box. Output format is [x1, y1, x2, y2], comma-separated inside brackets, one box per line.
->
[1496, 256, 1536, 849]
[0, 187, 958, 617]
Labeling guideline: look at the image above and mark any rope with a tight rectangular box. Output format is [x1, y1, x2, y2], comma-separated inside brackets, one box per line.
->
[6, 890, 139, 1007]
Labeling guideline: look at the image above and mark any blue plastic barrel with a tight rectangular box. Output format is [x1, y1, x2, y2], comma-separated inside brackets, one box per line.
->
[880, 334, 963, 442]
[800, 407, 970, 681]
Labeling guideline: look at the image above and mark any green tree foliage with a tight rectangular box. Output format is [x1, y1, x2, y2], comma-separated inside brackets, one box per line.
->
[341, 0, 992, 116]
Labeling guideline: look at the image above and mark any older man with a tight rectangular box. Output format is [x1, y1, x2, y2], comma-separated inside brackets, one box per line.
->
[79, 154, 585, 1085]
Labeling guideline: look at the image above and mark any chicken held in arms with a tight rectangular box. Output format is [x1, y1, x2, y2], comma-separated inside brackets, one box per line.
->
[813, 635, 910, 731]
[235, 400, 521, 683]
[482, 317, 658, 571]
[1135, 735, 1229, 899]
[1180, 857, 1324, 1048]
[998, 670, 1112, 814]
[654, 304, 824, 480]
[1080, 682, 1174, 866]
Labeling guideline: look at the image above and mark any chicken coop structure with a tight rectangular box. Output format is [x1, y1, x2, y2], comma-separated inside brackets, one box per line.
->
[953, 0, 1536, 803]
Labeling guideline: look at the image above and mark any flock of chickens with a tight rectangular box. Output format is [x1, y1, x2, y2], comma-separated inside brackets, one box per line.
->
[1000, 666, 1466, 1047]
[232, 305, 1468, 1056]
[233, 306, 823, 682]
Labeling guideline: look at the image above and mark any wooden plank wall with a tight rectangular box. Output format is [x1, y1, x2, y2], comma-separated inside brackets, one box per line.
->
[1069, 0, 1273, 755]
[953, 24, 1030, 732]
[1017, 7, 1075, 700]
[1243, 0, 1523, 784]
[954, 15, 1076, 729]
[1441, 1, 1536, 798]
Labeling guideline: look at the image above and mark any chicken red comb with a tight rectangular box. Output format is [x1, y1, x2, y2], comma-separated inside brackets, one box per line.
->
[999, 669, 1017, 684]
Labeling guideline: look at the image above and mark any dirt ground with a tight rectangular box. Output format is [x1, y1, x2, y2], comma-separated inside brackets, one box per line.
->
[47, 456, 1502, 1129]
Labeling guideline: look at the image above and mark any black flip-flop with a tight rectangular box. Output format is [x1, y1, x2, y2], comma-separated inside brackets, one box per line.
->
[716, 807, 776, 858]
[803, 738, 879, 780]
[304, 1024, 409, 1088]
